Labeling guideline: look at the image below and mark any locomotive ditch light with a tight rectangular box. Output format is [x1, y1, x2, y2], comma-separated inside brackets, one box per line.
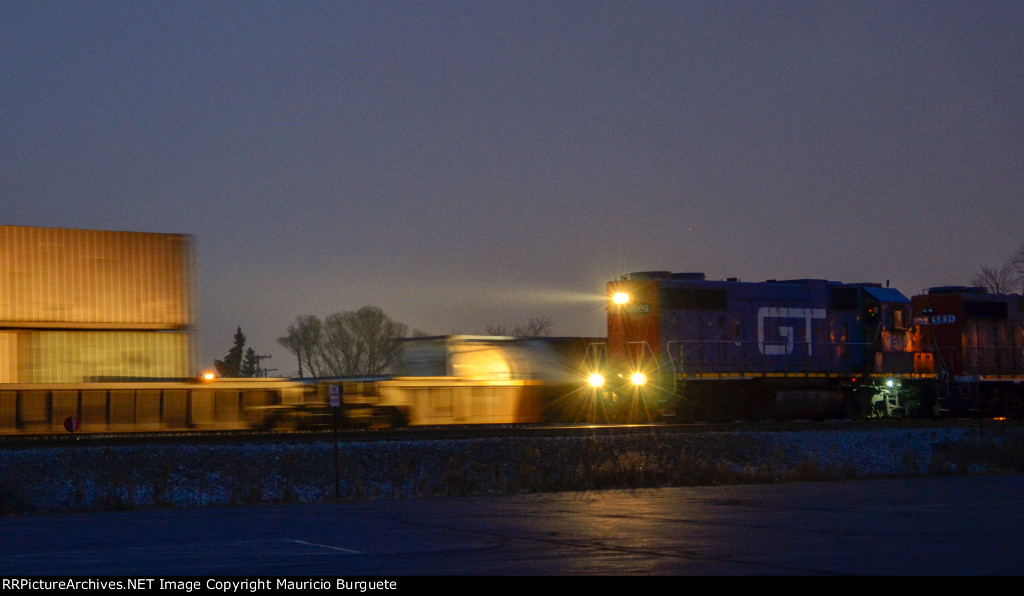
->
[630, 372, 648, 386]
[201, 371, 216, 382]
[587, 373, 606, 388]
[612, 292, 630, 305]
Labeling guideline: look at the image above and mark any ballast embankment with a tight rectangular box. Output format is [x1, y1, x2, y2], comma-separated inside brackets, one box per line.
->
[2, 424, 1022, 514]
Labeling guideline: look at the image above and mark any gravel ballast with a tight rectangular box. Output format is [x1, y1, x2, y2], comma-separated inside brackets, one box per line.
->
[2, 423, 1023, 514]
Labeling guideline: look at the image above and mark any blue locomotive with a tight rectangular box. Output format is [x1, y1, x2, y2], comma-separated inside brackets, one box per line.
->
[597, 271, 919, 422]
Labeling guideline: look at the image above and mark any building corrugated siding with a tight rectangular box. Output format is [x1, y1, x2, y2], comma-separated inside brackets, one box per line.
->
[0, 225, 193, 328]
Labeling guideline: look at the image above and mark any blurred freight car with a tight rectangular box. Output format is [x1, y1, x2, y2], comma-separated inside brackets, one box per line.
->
[909, 286, 1024, 417]
[0, 378, 312, 434]
[0, 225, 207, 434]
[247, 335, 592, 429]
[597, 271, 917, 422]
[0, 225, 195, 383]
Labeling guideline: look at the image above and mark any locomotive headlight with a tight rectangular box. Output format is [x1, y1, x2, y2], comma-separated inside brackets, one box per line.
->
[612, 292, 630, 305]
[630, 372, 648, 386]
[587, 373, 605, 388]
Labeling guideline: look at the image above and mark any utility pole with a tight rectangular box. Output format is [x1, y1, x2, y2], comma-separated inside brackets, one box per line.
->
[254, 354, 273, 377]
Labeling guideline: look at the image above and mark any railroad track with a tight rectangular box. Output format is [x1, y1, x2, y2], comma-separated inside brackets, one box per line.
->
[2, 416, 1015, 448]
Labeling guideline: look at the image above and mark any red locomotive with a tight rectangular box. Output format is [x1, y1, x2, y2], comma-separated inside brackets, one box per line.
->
[908, 286, 1024, 417]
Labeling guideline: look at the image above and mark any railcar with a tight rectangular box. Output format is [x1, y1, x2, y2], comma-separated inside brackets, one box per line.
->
[246, 335, 596, 430]
[594, 271, 918, 422]
[0, 378, 315, 434]
[908, 286, 1024, 417]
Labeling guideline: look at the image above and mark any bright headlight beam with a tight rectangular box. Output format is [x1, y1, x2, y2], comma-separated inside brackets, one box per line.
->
[587, 373, 605, 388]
[612, 292, 630, 305]
[630, 372, 647, 386]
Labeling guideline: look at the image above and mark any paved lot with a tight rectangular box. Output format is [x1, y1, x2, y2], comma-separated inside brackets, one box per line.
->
[1, 474, 1022, 576]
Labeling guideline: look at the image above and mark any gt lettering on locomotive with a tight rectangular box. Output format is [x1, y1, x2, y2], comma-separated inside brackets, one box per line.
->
[757, 307, 827, 356]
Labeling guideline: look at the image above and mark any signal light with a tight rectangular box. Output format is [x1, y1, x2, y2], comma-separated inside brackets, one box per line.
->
[865, 305, 879, 321]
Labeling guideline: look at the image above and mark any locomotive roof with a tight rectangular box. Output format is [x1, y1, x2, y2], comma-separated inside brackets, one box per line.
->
[863, 286, 910, 303]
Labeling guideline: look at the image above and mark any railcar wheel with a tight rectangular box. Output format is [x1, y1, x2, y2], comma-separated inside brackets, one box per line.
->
[371, 407, 406, 429]
[273, 414, 300, 431]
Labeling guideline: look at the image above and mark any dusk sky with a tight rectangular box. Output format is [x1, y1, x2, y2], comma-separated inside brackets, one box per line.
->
[3, 2, 1022, 375]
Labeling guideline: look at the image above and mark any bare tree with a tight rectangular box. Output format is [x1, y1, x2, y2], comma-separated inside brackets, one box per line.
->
[280, 307, 409, 377]
[970, 264, 1017, 294]
[354, 307, 408, 375]
[517, 316, 553, 337]
[972, 242, 1024, 294]
[1010, 242, 1024, 292]
[485, 316, 553, 338]
[277, 315, 326, 377]
[320, 312, 359, 376]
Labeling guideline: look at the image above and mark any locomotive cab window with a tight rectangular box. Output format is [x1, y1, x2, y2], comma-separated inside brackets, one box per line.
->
[659, 288, 728, 310]
[892, 308, 908, 330]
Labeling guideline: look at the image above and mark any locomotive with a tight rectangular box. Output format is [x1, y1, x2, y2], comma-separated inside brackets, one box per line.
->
[591, 271, 1024, 422]
[909, 286, 1024, 417]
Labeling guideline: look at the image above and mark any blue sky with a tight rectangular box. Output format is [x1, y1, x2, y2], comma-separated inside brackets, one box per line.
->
[3, 1, 1022, 374]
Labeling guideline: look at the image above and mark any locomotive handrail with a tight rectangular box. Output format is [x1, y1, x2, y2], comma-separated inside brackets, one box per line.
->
[664, 339, 876, 377]
[583, 341, 608, 374]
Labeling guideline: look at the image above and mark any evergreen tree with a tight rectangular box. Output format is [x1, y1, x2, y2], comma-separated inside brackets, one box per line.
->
[241, 347, 259, 377]
[214, 326, 246, 377]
